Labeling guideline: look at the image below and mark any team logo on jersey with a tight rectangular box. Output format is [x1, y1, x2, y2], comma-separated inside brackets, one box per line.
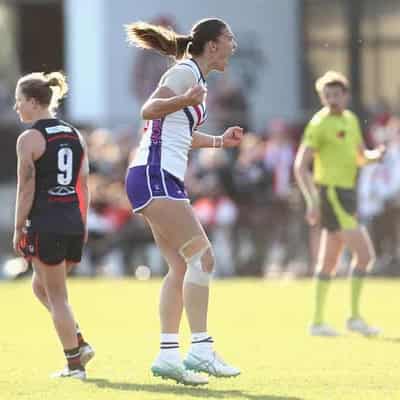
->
[337, 130, 346, 139]
[45, 125, 73, 134]
[48, 186, 76, 196]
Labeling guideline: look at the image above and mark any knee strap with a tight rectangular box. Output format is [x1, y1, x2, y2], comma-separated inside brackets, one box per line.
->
[179, 236, 212, 287]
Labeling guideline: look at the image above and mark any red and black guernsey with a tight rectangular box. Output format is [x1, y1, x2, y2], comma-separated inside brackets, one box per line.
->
[28, 118, 85, 235]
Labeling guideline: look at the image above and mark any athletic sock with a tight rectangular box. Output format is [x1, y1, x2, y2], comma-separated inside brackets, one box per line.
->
[159, 333, 180, 363]
[76, 324, 87, 347]
[64, 346, 84, 371]
[189, 332, 214, 355]
[312, 273, 331, 325]
[351, 268, 366, 319]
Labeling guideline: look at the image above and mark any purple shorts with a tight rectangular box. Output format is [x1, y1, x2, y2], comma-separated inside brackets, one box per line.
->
[125, 165, 189, 212]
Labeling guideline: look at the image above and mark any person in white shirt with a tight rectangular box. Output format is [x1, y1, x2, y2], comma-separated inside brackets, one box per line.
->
[125, 18, 243, 385]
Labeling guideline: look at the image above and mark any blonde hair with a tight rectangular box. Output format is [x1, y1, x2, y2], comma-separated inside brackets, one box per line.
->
[125, 21, 191, 60]
[315, 70, 349, 93]
[17, 71, 68, 111]
[125, 18, 227, 60]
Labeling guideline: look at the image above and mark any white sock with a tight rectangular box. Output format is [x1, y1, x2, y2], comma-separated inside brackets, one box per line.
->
[158, 333, 180, 362]
[190, 332, 213, 355]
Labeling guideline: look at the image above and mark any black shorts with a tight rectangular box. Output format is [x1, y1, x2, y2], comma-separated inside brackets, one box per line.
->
[319, 185, 358, 232]
[20, 230, 84, 266]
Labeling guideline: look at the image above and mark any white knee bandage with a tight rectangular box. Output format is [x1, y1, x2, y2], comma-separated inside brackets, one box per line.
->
[184, 248, 211, 287]
[179, 236, 212, 287]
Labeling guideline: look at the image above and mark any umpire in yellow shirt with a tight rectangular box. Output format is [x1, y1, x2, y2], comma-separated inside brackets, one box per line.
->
[294, 71, 385, 337]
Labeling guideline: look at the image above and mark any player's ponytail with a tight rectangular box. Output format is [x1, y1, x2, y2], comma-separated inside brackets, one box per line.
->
[17, 71, 69, 112]
[125, 18, 228, 60]
[125, 21, 192, 60]
[45, 71, 69, 110]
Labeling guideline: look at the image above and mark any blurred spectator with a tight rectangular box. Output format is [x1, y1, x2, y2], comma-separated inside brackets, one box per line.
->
[188, 148, 238, 277]
[212, 76, 250, 131]
[262, 119, 296, 276]
[228, 133, 274, 275]
[358, 116, 400, 275]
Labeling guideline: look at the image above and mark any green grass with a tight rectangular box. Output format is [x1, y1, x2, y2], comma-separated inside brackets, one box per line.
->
[1, 277, 400, 399]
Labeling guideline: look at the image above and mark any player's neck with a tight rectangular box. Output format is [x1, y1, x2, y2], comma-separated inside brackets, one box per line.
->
[31, 110, 54, 124]
[326, 107, 344, 116]
[192, 56, 210, 77]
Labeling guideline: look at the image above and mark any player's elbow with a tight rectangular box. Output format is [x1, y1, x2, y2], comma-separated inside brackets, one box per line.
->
[141, 103, 158, 120]
[293, 160, 307, 184]
[293, 158, 303, 176]
[141, 107, 152, 120]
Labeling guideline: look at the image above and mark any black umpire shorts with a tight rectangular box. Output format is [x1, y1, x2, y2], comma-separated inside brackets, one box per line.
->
[319, 185, 358, 232]
[20, 230, 84, 266]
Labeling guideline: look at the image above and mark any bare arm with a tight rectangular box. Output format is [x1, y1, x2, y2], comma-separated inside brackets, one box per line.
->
[141, 85, 206, 120]
[191, 126, 244, 149]
[294, 144, 319, 211]
[14, 134, 36, 231]
[13, 132, 38, 255]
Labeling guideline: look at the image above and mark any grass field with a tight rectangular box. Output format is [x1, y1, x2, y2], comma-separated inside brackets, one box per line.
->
[1, 277, 400, 400]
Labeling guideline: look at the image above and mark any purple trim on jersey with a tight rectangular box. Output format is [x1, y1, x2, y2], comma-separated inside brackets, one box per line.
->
[125, 166, 188, 212]
[147, 118, 164, 165]
[183, 107, 194, 134]
[199, 103, 208, 123]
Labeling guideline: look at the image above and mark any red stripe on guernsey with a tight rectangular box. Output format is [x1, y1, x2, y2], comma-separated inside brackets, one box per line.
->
[76, 153, 86, 224]
[35, 233, 39, 258]
[192, 105, 202, 126]
[48, 134, 79, 143]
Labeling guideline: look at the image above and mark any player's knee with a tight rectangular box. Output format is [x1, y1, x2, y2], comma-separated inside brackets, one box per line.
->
[179, 235, 213, 287]
[358, 250, 376, 271]
[316, 262, 335, 276]
[352, 243, 375, 269]
[201, 247, 215, 274]
[46, 285, 68, 306]
[165, 269, 185, 287]
[32, 278, 44, 300]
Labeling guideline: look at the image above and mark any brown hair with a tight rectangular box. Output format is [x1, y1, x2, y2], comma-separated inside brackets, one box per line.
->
[125, 18, 227, 60]
[315, 71, 349, 93]
[17, 71, 68, 111]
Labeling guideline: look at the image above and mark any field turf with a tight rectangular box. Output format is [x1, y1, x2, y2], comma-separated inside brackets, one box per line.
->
[1, 277, 400, 399]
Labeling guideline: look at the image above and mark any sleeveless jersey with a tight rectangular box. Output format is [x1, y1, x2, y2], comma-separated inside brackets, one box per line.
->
[28, 118, 85, 234]
[131, 58, 208, 181]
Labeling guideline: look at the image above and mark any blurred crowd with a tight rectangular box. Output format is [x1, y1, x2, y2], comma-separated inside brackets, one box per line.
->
[74, 101, 400, 279]
[78, 117, 309, 278]
[1, 8, 400, 279]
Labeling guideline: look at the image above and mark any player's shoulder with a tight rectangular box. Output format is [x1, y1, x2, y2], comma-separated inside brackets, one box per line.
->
[343, 109, 360, 123]
[16, 129, 44, 155]
[57, 118, 75, 129]
[163, 62, 196, 79]
[18, 128, 43, 142]
[308, 108, 330, 126]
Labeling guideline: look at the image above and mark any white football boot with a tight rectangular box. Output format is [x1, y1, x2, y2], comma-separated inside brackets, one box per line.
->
[184, 351, 241, 378]
[51, 366, 86, 380]
[80, 343, 95, 367]
[151, 358, 208, 386]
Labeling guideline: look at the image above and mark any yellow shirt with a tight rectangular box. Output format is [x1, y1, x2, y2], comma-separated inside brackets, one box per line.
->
[302, 107, 363, 188]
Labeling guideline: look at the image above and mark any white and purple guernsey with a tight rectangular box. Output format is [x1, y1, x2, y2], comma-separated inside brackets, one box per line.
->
[131, 58, 207, 180]
[126, 58, 208, 212]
